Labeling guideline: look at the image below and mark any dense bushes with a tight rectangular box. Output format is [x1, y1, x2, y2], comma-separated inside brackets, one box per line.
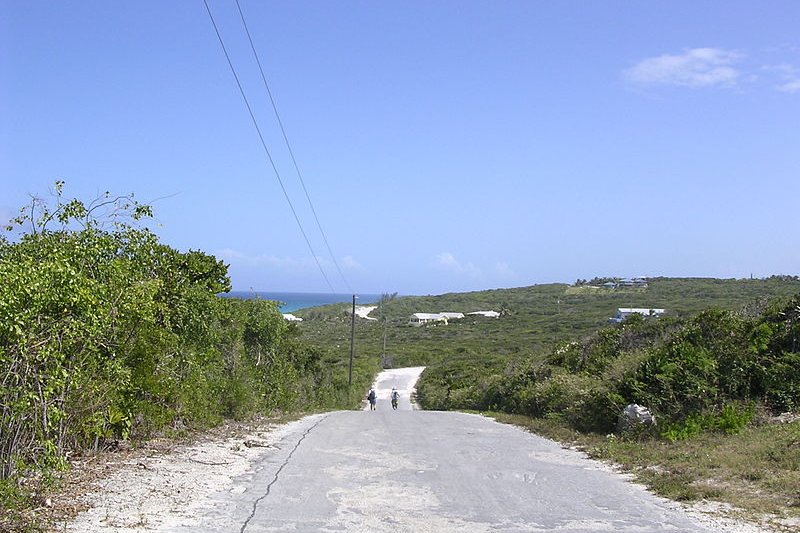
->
[417, 299, 800, 437]
[0, 186, 353, 491]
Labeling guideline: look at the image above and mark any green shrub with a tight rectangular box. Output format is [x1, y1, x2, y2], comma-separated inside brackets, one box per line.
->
[0, 185, 347, 491]
[758, 351, 800, 412]
[715, 402, 756, 434]
[661, 413, 707, 442]
[660, 402, 755, 442]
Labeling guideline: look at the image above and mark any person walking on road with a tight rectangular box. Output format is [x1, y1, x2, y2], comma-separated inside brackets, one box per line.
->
[390, 387, 400, 410]
[367, 388, 377, 410]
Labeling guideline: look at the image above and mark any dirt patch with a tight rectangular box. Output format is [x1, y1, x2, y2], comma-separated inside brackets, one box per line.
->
[684, 500, 800, 533]
[46, 417, 296, 532]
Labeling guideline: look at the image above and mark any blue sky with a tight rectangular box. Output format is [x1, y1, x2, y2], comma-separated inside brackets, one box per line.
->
[2, 1, 799, 295]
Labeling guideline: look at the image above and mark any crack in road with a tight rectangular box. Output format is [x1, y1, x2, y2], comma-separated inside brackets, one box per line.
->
[239, 414, 329, 533]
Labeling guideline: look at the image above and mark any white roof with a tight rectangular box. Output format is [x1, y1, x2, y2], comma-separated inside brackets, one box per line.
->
[439, 312, 465, 319]
[467, 310, 500, 318]
[411, 313, 447, 320]
[282, 313, 303, 321]
[617, 308, 665, 314]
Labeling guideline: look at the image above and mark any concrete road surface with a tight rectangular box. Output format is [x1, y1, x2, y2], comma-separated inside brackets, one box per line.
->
[363, 366, 426, 411]
[184, 369, 713, 532]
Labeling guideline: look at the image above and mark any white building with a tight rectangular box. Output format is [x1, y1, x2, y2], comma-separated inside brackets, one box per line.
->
[610, 308, 665, 323]
[408, 313, 449, 326]
[282, 313, 303, 322]
[439, 312, 465, 320]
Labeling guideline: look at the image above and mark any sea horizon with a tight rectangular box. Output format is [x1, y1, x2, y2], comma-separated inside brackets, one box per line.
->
[219, 291, 383, 313]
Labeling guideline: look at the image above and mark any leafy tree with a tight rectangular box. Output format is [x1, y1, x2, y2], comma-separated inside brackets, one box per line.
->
[0, 184, 337, 487]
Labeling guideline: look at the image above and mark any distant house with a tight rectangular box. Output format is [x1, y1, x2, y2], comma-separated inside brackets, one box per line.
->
[408, 313, 449, 326]
[620, 277, 649, 288]
[467, 310, 501, 318]
[609, 308, 664, 323]
[439, 312, 465, 320]
[604, 277, 649, 290]
[282, 313, 303, 322]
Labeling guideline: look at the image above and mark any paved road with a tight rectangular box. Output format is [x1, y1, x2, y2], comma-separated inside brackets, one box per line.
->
[362, 366, 426, 411]
[184, 370, 712, 532]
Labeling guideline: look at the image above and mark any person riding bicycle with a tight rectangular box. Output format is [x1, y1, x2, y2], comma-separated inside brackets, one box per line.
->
[390, 387, 399, 410]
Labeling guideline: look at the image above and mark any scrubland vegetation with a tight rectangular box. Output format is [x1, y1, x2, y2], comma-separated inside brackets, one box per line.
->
[416, 302, 799, 430]
[0, 185, 377, 531]
[297, 277, 800, 524]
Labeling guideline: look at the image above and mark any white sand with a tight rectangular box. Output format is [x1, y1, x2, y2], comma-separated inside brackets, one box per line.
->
[354, 305, 378, 320]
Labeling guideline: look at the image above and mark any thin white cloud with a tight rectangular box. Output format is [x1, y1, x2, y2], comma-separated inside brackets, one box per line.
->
[435, 252, 481, 278]
[494, 261, 516, 279]
[214, 248, 361, 279]
[779, 79, 800, 92]
[624, 48, 741, 88]
[0, 206, 12, 227]
[767, 64, 800, 93]
[214, 248, 311, 269]
[340, 255, 363, 270]
[214, 248, 358, 292]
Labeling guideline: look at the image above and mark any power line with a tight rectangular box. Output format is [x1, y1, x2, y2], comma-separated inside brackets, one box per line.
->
[202, 0, 336, 294]
[234, 0, 353, 294]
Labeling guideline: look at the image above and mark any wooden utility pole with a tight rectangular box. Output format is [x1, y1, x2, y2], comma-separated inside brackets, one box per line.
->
[348, 294, 356, 386]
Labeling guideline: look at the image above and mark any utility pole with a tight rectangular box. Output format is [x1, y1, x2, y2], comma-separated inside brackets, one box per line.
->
[348, 294, 356, 387]
[556, 297, 560, 343]
[382, 317, 388, 368]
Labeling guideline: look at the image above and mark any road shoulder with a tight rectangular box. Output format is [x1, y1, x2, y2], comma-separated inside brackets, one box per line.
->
[52, 415, 321, 532]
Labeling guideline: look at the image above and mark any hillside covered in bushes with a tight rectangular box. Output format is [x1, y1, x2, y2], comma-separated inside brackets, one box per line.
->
[0, 186, 376, 529]
[296, 277, 800, 435]
[294, 277, 800, 437]
[416, 300, 800, 437]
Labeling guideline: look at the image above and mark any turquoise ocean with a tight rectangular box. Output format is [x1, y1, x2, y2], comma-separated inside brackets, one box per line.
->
[220, 291, 382, 313]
